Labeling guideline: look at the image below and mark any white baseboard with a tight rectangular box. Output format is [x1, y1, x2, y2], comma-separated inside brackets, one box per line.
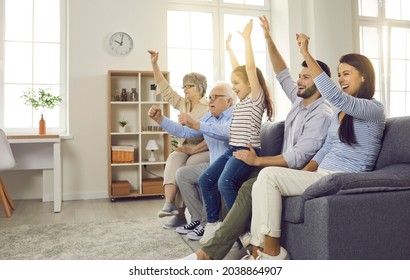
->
[42, 192, 108, 202]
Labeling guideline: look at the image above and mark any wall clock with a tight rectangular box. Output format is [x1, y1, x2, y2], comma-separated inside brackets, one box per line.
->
[109, 32, 133, 55]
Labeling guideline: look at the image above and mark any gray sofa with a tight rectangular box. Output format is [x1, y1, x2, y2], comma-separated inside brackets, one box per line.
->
[259, 116, 410, 260]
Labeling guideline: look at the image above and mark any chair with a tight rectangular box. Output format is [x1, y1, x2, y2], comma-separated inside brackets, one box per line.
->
[0, 129, 16, 217]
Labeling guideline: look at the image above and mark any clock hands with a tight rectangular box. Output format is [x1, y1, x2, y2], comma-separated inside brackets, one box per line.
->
[113, 34, 125, 46]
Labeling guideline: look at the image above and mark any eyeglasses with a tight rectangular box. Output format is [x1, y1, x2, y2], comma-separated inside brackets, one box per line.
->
[208, 95, 227, 101]
[181, 84, 195, 90]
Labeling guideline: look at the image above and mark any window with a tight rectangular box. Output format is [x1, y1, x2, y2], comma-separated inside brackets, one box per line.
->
[167, 0, 270, 120]
[357, 0, 410, 117]
[0, 0, 66, 133]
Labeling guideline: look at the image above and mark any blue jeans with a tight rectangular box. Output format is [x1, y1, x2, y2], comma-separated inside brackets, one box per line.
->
[198, 146, 260, 223]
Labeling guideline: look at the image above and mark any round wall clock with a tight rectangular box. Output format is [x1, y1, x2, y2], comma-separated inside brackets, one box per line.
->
[109, 32, 133, 55]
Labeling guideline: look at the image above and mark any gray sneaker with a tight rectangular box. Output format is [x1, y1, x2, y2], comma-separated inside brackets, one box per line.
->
[176, 220, 201, 234]
[158, 203, 179, 218]
[187, 225, 204, 241]
[162, 215, 187, 229]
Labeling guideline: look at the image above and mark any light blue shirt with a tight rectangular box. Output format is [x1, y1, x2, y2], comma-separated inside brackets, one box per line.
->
[312, 72, 385, 172]
[276, 68, 333, 169]
[160, 106, 234, 164]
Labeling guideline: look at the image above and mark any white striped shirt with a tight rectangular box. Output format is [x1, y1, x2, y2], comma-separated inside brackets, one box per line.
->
[312, 72, 385, 172]
[229, 90, 265, 148]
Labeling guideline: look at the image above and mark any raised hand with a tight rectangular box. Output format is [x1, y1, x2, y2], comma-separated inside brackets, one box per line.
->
[259, 15, 270, 38]
[178, 112, 195, 127]
[296, 33, 310, 55]
[226, 33, 233, 51]
[147, 50, 159, 64]
[238, 19, 253, 40]
[148, 105, 163, 124]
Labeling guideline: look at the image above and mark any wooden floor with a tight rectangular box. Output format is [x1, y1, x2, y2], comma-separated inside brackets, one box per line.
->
[0, 196, 165, 228]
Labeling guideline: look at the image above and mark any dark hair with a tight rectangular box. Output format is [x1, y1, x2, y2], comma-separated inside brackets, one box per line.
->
[338, 53, 376, 145]
[232, 65, 274, 121]
[301, 60, 331, 78]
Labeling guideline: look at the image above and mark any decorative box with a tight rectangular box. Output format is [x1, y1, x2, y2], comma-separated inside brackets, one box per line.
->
[111, 180, 131, 196]
[111, 145, 134, 163]
[142, 178, 163, 194]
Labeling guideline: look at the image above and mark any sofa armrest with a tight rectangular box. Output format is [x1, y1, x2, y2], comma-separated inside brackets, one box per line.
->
[302, 164, 410, 200]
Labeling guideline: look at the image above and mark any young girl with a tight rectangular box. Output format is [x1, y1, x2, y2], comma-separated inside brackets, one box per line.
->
[198, 19, 274, 244]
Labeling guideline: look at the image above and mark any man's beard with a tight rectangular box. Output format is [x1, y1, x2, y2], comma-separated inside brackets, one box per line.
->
[297, 84, 317, 99]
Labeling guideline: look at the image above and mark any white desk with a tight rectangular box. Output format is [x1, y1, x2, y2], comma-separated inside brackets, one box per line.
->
[7, 135, 62, 213]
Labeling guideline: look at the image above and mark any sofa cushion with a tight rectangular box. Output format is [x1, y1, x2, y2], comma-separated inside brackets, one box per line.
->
[374, 116, 410, 170]
[282, 195, 306, 224]
[260, 121, 284, 157]
[302, 164, 410, 200]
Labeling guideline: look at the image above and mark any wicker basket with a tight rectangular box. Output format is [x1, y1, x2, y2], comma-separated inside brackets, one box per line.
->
[111, 146, 134, 163]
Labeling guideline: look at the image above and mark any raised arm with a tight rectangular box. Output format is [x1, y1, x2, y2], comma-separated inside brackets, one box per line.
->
[259, 16, 287, 74]
[238, 19, 261, 100]
[147, 50, 166, 84]
[226, 33, 240, 70]
[296, 34, 323, 79]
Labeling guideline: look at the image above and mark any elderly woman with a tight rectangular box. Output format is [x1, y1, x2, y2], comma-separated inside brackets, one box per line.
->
[148, 50, 210, 229]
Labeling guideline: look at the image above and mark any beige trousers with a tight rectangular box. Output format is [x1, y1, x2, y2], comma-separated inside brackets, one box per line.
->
[250, 166, 337, 247]
[163, 150, 209, 208]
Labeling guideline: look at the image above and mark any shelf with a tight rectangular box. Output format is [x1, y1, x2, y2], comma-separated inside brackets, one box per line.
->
[111, 132, 139, 135]
[107, 70, 170, 201]
[110, 101, 139, 105]
[111, 162, 140, 167]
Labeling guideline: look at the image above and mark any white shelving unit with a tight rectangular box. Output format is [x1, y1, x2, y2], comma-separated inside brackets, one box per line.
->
[107, 70, 171, 201]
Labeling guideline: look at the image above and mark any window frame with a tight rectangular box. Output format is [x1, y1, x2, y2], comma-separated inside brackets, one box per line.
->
[355, 0, 410, 117]
[167, 0, 272, 86]
[167, 1, 272, 121]
[0, 0, 67, 134]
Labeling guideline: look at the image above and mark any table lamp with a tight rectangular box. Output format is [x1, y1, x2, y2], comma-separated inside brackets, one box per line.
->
[145, 139, 159, 162]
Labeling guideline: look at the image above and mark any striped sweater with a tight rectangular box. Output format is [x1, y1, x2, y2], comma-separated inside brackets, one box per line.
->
[229, 89, 265, 148]
[312, 72, 385, 172]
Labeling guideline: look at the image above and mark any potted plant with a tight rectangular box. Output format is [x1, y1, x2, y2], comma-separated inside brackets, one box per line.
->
[118, 120, 128, 133]
[21, 88, 62, 134]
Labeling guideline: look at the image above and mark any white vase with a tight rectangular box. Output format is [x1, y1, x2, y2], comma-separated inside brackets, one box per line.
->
[119, 126, 126, 133]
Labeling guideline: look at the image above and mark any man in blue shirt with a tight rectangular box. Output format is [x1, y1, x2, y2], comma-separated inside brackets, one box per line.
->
[148, 81, 236, 230]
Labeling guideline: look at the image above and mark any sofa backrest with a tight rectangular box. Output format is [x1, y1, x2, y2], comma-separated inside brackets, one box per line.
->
[244, 121, 285, 180]
[374, 116, 410, 170]
[260, 121, 285, 157]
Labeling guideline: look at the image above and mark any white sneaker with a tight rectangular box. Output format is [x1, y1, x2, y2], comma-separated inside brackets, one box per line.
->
[178, 253, 198, 260]
[239, 232, 251, 248]
[199, 221, 221, 245]
[241, 250, 255, 260]
[256, 248, 291, 260]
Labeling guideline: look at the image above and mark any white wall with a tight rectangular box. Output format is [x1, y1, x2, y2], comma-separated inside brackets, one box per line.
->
[271, 0, 355, 120]
[6, 0, 355, 201]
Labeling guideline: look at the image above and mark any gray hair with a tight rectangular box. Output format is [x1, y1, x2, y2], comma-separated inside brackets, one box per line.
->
[183, 72, 207, 97]
[213, 81, 237, 105]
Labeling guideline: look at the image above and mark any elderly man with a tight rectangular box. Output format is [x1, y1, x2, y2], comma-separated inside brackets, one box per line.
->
[148, 81, 237, 231]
